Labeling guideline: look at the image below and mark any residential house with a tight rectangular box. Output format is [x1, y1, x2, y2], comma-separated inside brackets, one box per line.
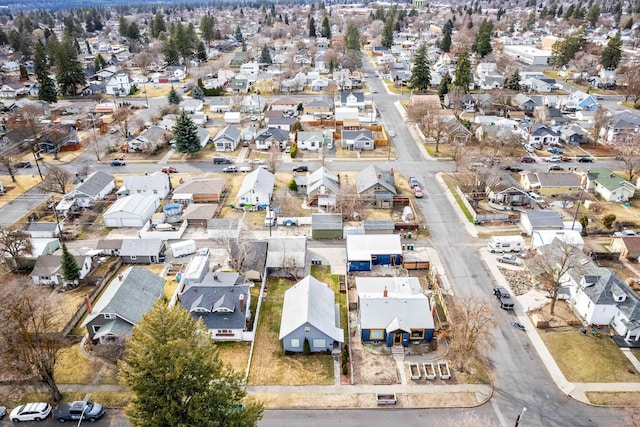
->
[31, 254, 92, 286]
[531, 229, 584, 250]
[83, 266, 165, 342]
[559, 124, 588, 146]
[173, 178, 226, 204]
[96, 239, 122, 256]
[38, 124, 81, 153]
[584, 168, 636, 202]
[230, 76, 249, 93]
[166, 65, 186, 80]
[604, 111, 640, 144]
[512, 93, 540, 115]
[239, 62, 259, 80]
[296, 131, 332, 151]
[60, 171, 115, 209]
[27, 222, 63, 239]
[182, 204, 218, 227]
[440, 115, 472, 145]
[611, 236, 640, 261]
[103, 194, 159, 228]
[118, 172, 171, 200]
[528, 123, 560, 146]
[208, 97, 234, 113]
[279, 275, 344, 353]
[339, 92, 365, 110]
[266, 236, 307, 277]
[519, 210, 565, 236]
[195, 127, 210, 148]
[520, 171, 582, 195]
[105, 70, 132, 96]
[240, 94, 267, 113]
[488, 184, 530, 206]
[255, 127, 289, 150]
[230, 240, 267, 282]
[564, 90, 598, 112]
[346, 234, 402, 272]
[179, 99, 204, 114]
[270, 97, 299, 112]
[342, 129, 374, 151]
[310, 213, 343, 239]
[128, 125, 169, 152]
[213, 125, 242, 152]
[119, 239, 166, 264]
[310, 78, 330, 92]
[356, 165, 396, 208]
[267, 116, 297, 131]
[563, 259, 640, 341]
[303, 167, 340, 208]
[237, 168, 275, 207]
[0, 83, 28, 99]
[356, 276, 434, 347]
[178, 257, 251, 341]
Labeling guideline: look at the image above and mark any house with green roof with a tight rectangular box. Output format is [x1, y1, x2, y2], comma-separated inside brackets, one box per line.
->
[584, 168, 636, 202]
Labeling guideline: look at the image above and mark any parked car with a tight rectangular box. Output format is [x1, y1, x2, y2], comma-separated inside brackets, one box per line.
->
[560, 156, 572, 162]
[547, 147, 563, 154]
[242, 141, 249, 147]
[577, 157, 594, 163]
[222, 165, 237, 173]
[547, 156, 562, 163]
[239, 166, 252, 173]
[110, 160, 126, 166]
[53, 401, 105, 423]
[548, 165, 565, 171]
[493, 286, 515, 310]
[504, 165, 523, 172]
[520, 156, 535, 163]
[10, 402, 52, 422]
[388, 130, 396, 137]
[409, 177, 420, 188]
[413, 186, 423, 198]
[284, 146, 291, 154]
[250, 158, 264, 165]
[292, 165, 309, 172]
[213, 157, 233, 164]
[13, 161, 32, 169]
[0, 406, 6, 419]
[161, 167, 177, 173]
[613, 229, 637, 237]
[497, 254, 522, 266]
[62, 107, 79, 115]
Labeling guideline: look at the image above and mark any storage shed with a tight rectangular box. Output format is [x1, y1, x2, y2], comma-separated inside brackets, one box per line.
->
[103, 194, 159, 228]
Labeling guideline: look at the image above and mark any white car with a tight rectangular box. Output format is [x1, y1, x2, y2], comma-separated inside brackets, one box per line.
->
[250, 158, 264, 164]
[10, 402, 51, 422]
[239, 166, 252, 173]
[388, 130, 396, 137]
[547, 155, 562, 163]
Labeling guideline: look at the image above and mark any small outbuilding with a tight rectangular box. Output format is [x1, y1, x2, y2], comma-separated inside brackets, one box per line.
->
[103, 194, 160, 228]
[311, 213, 343, 239]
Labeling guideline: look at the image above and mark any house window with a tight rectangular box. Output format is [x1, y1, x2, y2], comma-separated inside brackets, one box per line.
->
[312, 339, 326, 348]
[217, 329, 232, 334]
[130, 255, 137, 260]
[92, 325, 101, 334]
[371, 256, 378, 261]
[103, 313, 115, 320]
[370, 329, 384, 340]
[410, 329, 424, 339]
[304, 326, 311, 333]
[290, 338, 300, 348]
[153, 190, 158, 194]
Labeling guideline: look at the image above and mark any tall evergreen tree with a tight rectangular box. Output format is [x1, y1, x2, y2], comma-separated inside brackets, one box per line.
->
[505, 70, 521, 91]
[173, 110, 201, 153]
[453, 50, 472, 93]
[119, 301, 263, 426]
[191, 85, 204, 101]
[408, 44, 431, 92]
[440, 20, 453, 53]
[381, 17, 394, 49]
[321, 16, 331, 38]
[344, 22, 360, 51]
[438, 71, 452, 100]
[601, 31, 622, 70]
[163, 39, 180, 66]
[34, 43, 57, 103]
[473, 19, 493, 58]
[118, 14, 128, 37]
[235, 26, 243, 43]
[168, 86, 181, 105]
[308, 17, 316, 37]
[200, 15, 215, 48]
[151, 12, 166, 38]
[60, 243, 80, 284]
[259, 46, 272, 64]
[93, 53, 107, 72]
[55, 31, 86, 96]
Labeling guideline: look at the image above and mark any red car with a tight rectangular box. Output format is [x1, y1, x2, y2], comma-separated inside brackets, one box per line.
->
[520, 156, 536, 163]
[161, 167, 178, 173]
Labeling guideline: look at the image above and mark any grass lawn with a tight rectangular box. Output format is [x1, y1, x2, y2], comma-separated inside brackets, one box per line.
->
[632, 348, 640, 360]
[216, 341, 251, 375]
[89, 392, 132, 407]
[247, 277, 334, 386]
[22, 392, 85, 405]
[538, 328, 638, 382]
[586, 392, 640, 406]
[311, 265, 347, 341]
[55, 344, 104, 384]
[442, 174, 473, 223]
[99, 363, 120, 385]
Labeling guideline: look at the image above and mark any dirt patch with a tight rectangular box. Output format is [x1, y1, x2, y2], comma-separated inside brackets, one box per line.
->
[529, 300, 580, 328]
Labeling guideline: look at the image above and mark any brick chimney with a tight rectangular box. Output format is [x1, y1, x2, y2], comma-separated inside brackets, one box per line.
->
[84, 294, 92, 314]
[390, 168, 394, 176]
[239, 294, 245, 312]
[383, 287, 388, 297]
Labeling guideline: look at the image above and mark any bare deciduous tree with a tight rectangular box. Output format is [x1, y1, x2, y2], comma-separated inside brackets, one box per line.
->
[448, 297, 496, 372]
[590, 108, 610, 146]
[617, 132, 640, 183]
[528, 239, 587, 315]
[617, 63, 640, 106]
[0, 226, 33, 270]
[335, 179, 365, 220]
[112, 105, 133, 142]
[39, 165, 72, 195]
[0, 290, 66, 401]
[0, 151, 20, 182]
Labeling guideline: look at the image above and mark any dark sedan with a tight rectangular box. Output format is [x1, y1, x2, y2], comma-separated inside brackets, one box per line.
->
[577, 157, 594, 162]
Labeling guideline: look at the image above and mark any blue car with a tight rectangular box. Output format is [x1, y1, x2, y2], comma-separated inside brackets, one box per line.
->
[111, 160, 126, 166]
[547, 147, 563, 154]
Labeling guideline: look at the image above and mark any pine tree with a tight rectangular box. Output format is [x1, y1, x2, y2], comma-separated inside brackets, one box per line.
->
[119, 301, 263, 426]
[168, 86, 181, 105]
[173, 110, 201, 153]
[381, 17, 394, 49]
[408, 44, 431, 92]
[321, 16, 331, 38]
[440, 20, 453, 53]
[601, 31, 622, 70]
[54, 31, 86, 96]
[453, 50, 472, 93]
[191, 85, 204, 101]
[235, 26, 243, 43]
[259, 46, 272, 64]
[505, 70, 521, 91]
[93, 53, 107, 72]
[60, 243, 80, 284]
[344, 22, 360, 51]
[473, 19, 493, 58]
[34, 43, 57, 103]
[308, 17, 316, 37]
[438, 71, 452, 100]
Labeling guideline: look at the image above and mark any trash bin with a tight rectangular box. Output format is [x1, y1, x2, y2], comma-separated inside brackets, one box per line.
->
[408, 232, 413, 239]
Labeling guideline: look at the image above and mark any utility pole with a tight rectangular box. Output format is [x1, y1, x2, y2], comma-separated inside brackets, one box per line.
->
[30, 139, 44, 180]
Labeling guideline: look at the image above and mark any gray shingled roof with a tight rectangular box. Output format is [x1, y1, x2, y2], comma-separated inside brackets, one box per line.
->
[356, 165, 396, 195]
[119, 239, 165, 257]
[72, 171, 114, 198]
[311, 213, 342, 230]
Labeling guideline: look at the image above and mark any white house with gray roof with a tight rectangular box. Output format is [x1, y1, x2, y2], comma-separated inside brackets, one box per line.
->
[119, 239, 166, 263]
[237, 168, 274, 207]
[118, 172, 171, 199]
[213, 125, 242, 151]
[61, 171, 115, 208]
[279, 275, 344, 353]
[356, 165, 396, 208]
[82, 266, 165, 342]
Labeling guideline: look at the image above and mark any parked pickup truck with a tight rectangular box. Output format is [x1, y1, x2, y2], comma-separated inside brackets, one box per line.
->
[53, 401, 104, 423]
[493, 286, 515, 310]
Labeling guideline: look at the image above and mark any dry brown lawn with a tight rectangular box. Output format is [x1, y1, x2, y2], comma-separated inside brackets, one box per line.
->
[55, 344, 103, 384]
[247, 278, 334, 385]
[586, 392, 640, 406]
[0, 175, 42, 209]
[216, 341, 251, 375]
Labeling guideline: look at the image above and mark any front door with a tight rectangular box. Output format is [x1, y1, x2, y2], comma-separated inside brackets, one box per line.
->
[393, 332, 402, 346]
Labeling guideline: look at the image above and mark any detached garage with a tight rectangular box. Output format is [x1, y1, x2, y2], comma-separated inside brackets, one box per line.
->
[103, 194, 159, 228]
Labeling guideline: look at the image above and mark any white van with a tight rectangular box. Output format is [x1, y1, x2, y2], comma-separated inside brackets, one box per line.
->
[488, 236, 525, 253]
